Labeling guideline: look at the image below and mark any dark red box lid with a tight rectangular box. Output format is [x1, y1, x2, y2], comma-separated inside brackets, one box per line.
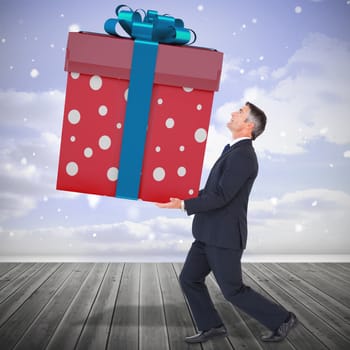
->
[65, 32, 223, 91]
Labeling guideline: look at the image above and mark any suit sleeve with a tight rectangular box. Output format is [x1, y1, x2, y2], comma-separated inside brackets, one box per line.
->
[184, 151, 255, 215]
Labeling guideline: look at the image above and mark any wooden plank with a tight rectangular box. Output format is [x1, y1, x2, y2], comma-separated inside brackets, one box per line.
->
[0, 263, 62, 327]
[0, 263, 76, 350]
[76, 263, 124, 350]
[0, 263, 18, 277]
[13, 263, 94, 350]
[334, 263, 350, 273]
[106, 263, 139, 350]
[46, 263, 109, 350]
[0, 263, 35, 291]
[139, 263, 169, 350]
[157, 263, 202, 350]
[245, 263, 349, 349]
[209, 263, 296, 350]
[206, 274, 262, 350]
[259, 264, 350, 340]
[316, 263, 350, 282]
[242, 264, 327, 350]
[266, 263, 350, 323]
[310, 263, 350, 290]
[173, 263, 234, 350]
[0, 263, 46, 302]
[281, 263, 350, 308]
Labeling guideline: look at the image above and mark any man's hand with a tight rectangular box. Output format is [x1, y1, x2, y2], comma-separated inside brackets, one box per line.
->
[156, 197, 182, 209]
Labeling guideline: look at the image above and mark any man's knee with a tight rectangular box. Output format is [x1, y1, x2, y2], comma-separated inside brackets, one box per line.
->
[221, 284, 248, 302]
[179, 270, 189, 289]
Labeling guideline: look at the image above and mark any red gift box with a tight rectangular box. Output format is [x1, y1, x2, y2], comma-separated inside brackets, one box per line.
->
[56, 31, 223, 202]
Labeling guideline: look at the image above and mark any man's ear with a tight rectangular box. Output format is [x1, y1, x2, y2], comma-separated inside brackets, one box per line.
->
[247, 121, 255, 132]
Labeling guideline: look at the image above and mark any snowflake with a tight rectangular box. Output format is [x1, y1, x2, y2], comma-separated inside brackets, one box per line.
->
[30, 68, 39, 78]
[69, 24, 80, 32]
[295, 6, 302, 14]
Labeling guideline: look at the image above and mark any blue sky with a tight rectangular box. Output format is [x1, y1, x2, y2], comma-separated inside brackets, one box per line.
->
[1, 0, 350, 261]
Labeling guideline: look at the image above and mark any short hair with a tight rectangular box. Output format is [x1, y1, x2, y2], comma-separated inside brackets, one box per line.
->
[245, 101, 267, 140]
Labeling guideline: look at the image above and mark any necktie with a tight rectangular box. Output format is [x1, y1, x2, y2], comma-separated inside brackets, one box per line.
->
[221, 143, 231, 156]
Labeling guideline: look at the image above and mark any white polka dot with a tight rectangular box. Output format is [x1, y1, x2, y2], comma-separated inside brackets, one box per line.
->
[84, 147, 93, 158]
[116, 123, 122, 129]
[66, 162, 78, 176]
[183, 87, 193, 92]
[177, 166, 187, 177]
[153, 167, 165, 181]
[157, 98, 163, 105]
[107, 167, 118, 181]
[189, 189, 194, 195]
[196, 104, 202, 111]
[89, 75, 102, 90]
[68, 109, 80, 124]
[165, 118, 175, 128]
[70, 136, 76, 142]
[194, 128, 207, 143]
[99, 135, 111, 150]
[179, 145, 185, 152]
[124, 88, 128, 101]
[155, 146, 161, 152]
[98, 105, 108, 116]
[71, 72, 80, 79]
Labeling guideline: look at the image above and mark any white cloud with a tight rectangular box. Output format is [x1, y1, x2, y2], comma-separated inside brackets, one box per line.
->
[0, 216, 193, 259]
[215, 33, 350, 155]
[221, 56, 242, 82]
[86, 194, 101, 209]
[0, 90, 64, 134]
[247, 188, 350, 254]
[0, 90, 74, 221]
[1, 188, 349, 259]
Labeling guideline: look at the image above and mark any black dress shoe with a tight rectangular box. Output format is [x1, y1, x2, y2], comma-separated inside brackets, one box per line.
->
[185, 325, 227, 343]
[261, 312, 297, 342]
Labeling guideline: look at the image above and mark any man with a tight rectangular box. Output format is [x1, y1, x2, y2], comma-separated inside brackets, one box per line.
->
[157, 102, 297, 344]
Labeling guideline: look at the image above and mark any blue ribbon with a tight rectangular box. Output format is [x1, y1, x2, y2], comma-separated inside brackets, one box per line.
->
[104, 6, 193, 200]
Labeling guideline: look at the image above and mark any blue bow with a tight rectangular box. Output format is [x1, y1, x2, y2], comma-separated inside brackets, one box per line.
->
[104, 4, 194, 45]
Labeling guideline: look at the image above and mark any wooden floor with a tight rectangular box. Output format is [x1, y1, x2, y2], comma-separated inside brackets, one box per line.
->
[0, 263, 349, 350]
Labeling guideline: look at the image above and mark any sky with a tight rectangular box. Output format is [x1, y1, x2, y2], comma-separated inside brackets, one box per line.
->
[0, 0, 350, 261]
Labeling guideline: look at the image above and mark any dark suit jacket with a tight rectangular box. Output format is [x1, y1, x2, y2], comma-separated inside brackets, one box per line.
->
[184, 139, 258, 249]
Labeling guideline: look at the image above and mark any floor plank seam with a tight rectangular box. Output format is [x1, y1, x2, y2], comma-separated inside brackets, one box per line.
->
[105, 263, 126, 350]
[9, 263, 79, 350]
[72, 263, 110, 350]
[251, 264, 350, 347]
[156, 264, 171, 350]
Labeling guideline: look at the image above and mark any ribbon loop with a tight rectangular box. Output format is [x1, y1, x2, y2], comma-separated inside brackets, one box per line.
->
[104, 5, 194, 45]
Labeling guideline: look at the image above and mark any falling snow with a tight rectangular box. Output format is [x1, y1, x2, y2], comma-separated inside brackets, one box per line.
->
[295, 224, 303, 232]
[30, 68, 39, 78]
[197, 4, 204, 11]
[69, 24, 80, 32]
[295, 6, 302, 14]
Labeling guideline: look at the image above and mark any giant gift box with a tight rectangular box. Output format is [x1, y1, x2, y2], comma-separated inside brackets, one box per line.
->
[57, 8, 223, 202]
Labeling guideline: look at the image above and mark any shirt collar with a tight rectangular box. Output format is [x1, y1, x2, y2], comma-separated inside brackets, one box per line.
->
[230, 137, 251, 147]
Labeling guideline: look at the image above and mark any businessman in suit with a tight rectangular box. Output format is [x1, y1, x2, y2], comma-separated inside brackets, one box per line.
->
[157, 102, 297, 343]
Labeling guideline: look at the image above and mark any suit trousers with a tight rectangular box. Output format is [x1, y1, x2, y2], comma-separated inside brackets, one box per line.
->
[179, 240, 289, 331]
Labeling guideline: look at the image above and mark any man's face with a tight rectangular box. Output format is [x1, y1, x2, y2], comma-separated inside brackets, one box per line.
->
[227, 105, 251, 133]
